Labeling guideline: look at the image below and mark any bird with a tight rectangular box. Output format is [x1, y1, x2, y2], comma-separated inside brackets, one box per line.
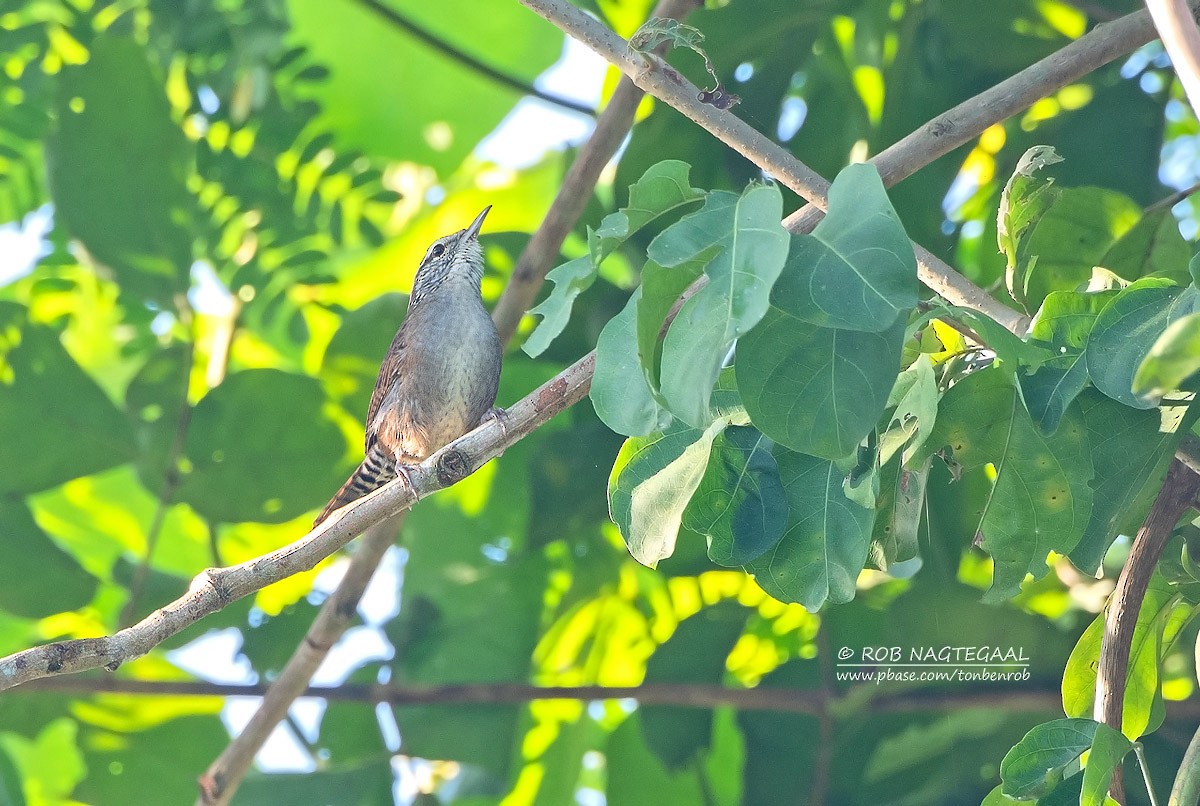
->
[315, 206, 503, 525]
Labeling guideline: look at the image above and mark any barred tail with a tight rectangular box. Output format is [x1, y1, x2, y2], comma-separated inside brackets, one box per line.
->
[314, 444, 399, 525]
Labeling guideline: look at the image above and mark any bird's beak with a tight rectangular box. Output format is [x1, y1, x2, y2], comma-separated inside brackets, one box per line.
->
[464, 205, 491, 240]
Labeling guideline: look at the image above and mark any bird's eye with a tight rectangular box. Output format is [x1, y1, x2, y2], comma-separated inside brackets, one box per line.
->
[430, 243, 446, 258]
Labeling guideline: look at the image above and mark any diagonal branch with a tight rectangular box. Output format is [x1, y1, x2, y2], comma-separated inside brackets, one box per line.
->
[197, 5, 704, 802]
[492, 0, 702, 344]
[513, 0, 1028, 333]
[0, 350, 594, 692]
[785, 0, 1200, 232]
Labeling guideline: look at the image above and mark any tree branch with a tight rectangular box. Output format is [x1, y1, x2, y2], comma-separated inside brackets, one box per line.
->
[1145, 0, 1200, 121]
[0, 350, 594, 692]
[513, 0, 1028, 333]
[200, 4, 703, 800]
[1094, 456, 1200, 803]
[349, 0, 596, 117]
[196, 514, 404, 805]
[492, 0, 702, 345]
[784, 0, 1200, 232]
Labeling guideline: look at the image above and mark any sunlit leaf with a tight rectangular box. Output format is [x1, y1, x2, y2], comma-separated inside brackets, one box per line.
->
[591, 288, 672, 437]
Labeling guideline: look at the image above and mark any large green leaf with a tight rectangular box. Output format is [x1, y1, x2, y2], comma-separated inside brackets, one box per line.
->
[608, 419, 727, 566]
[1100, 206, 1191, 284]
[1085, 278, 1199, 408]
[524, 160, 706, 357]
[654, 184, 789, 426]
[771, 163, 915, 331]
[999, 718, 1128, 802]
[745, 449, 875, 610]
[177, 369, 346, 524]
[46, 35, 193, 304]
[1019, 289, 1116, 433]
[917, 367, 1093, 601]
[287, 0, 560, 173]
[1133, 311, 1200, 399]
[737, 311, 904, 460]
[682, 426, 787, 567]
[636, 253, 710, 392]
[879, 355, 938, 467]
[591, 288, 672, 437]
[0, 302, 135, 495]
[1061, 574, 1184, 739]
[1069, 391, 1179, 573]
[0, 499, 98, 619]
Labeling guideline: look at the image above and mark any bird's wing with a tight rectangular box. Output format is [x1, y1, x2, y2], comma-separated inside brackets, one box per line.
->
[365, 325, 407, 440]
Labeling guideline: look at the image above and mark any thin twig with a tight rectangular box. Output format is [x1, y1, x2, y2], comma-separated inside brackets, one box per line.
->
[0, 350, 595, 692]
[349, 0, 596, 117]
[784, 0, 1200, 233]
[197, 515, 403, 804]
[1134, 743, 1162, 806]
[491, 0, 702, 345]
[1094, 458, 1200, 802]
[1146, 0, 1200, 121]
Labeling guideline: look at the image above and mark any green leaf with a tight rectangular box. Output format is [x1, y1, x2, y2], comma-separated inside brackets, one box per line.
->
[682, 426, 787, 566]
[999, 717, 1098, 799]
[592, 159, 706, 257]
[1069, 391, 1179, 573]
[640, 602, 749, 770]
[737, 311, 905, 460]
[0, 499, 98, 618]
[1100, 206, 1191, 285]
[177, 369, 347, 524]
[998, 145, 1063, 311]
[771, 163, 916, 331]
[917, 367, 1093, 601]
[608, 419, 727, 566]
[591, 289, 673, 437]
[655, 184, 790, 425]
[288, 0, 560, 173]
[523, 256, 599, 358]
[524, 160, 705, 358]
[745, 449, 875, 610]
[0, 303, 136, 495]
[46, 35, 193, 304]
[1062, 574, 1182, 738]
[1133, 311, 1200, 398]
[1078, 724, 1133, 806]
[879, 355, 939, 466]
[636, 254, 710, 392]
[1019, 290, 1117, 433]
[869, 457, 928, 571]
[0, 720, 85, 806]
[1086, 279, 1199, 408]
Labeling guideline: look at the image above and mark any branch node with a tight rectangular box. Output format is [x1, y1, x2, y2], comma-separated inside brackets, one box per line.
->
[436, 449, 473, 486]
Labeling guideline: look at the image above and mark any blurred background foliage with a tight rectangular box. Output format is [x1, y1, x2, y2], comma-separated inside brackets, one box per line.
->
[0, 0, 1199, 803]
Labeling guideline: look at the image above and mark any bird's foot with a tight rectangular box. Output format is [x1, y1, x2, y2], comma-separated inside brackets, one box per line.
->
[393, 462, 417, 495]
[480, 406, 509, 439]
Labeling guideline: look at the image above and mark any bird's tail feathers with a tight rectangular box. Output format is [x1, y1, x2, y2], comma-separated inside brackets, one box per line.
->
[314, 444, 400, 525]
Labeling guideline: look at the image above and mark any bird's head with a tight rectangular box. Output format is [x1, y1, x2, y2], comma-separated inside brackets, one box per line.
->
[409, 205, 490, 304]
